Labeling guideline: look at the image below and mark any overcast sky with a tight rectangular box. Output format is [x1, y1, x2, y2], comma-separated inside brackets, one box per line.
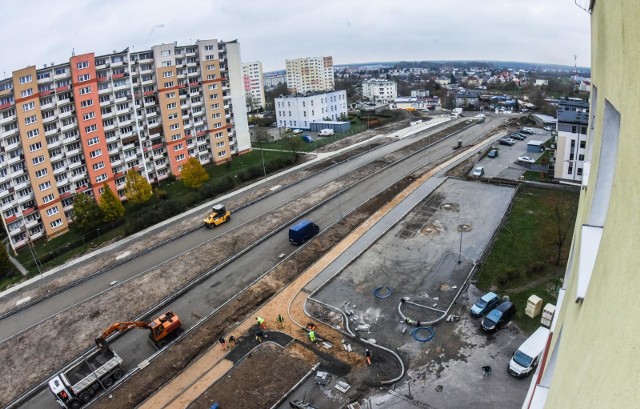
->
[0, 0, 590, 76]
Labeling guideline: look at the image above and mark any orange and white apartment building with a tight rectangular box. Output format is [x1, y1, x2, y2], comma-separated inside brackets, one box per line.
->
[0, 39, 250, 250]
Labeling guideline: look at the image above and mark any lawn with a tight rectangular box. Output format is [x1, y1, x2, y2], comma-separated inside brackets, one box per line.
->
[476, 185, 579, 334]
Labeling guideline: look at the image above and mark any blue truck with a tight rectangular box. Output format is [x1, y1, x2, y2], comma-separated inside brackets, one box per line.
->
[288, 220, 320, 245]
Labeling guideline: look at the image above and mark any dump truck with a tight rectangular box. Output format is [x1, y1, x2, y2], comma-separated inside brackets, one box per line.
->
[203, 204, 231, 228]
[48, 347, 124, 409]
[95, 310, 183, 350]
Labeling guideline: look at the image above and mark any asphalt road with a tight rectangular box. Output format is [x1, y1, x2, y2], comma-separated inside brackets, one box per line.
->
[15, 114, 511, 409]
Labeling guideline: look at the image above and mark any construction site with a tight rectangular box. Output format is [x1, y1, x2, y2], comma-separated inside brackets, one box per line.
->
[1, 113, 534, 409]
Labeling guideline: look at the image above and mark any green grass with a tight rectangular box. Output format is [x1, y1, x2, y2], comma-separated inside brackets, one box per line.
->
[509, 283, 559, 335]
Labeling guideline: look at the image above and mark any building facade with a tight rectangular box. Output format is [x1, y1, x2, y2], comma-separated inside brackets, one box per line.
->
[0, 39, 250, 250]
[552, 99, 589, 183]
[242, 61, 265, 111]
[263, 72, 286, 91]
[285, 56, 334, 95]
[522, 2, 640, 408]
[275, 90, 347, 129]
[361, 79, 397, 103]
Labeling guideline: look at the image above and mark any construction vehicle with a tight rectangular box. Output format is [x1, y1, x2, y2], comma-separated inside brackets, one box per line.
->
[95, 311, 182, 350]
[203, 204, 231, 228]
[48, 347, 124, 409]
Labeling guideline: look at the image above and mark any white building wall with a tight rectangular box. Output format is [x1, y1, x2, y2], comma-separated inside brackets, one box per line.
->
[275, 90, 347, 129]
[362, 79, 397, 103]
[226, 42, 251, 154]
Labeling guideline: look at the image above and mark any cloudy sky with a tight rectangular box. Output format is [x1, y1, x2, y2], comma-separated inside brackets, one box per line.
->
[0, 0, 590, 76]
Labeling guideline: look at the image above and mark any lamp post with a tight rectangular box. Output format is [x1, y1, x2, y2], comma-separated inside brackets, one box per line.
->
[332, 161, 343, 219]
[458, 224, 464, 264]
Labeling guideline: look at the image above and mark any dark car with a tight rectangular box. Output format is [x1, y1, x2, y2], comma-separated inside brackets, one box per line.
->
[288, 219, 320, 245]
[481, 301, 516, 332]
[499, 138, 515, 146]
[488, 149, 498, 158]
[470, 292, 500, 317]
[511, 133, 526, 140]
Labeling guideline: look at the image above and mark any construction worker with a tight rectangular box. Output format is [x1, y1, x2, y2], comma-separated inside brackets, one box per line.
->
[308, 330, 316, 343]
[228, 335, 236, 348]
[276, 314, 285, 328]
[365, 349, 372, 365]
[255, 330, 264, 343]
[306, 323, 317, 331]
[256, 316, 266, 330]
[218, 337, 227, 350]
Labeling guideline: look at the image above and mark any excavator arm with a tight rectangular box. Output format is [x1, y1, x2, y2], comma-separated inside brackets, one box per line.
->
[95, 321, 150, 350]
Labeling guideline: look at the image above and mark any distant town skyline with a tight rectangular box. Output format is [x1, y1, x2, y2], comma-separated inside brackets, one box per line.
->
[0, 0, 590, 76]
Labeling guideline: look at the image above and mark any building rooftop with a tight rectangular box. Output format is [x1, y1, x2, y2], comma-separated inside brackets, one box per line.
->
[557, 110, 589, 124]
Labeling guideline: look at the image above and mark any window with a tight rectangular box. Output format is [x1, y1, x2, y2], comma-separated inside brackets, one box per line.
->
[90, 149, 102, 158]
[205, 45, 214, 51]
[95, 173, 107, 183]
[167, 102, 177, 110]
[29, 142, 42, 152]
[206, 75, 216, 81]
[170, 123, 180, 130]
[161, 61, 172, 67]
[24, 115, 37, 125]
[87, 136, 100, 146]
[85, 124, 97, 134]
[81, 99, 94, 108]
[217, 150, 226, 157]
[47, 206, 59, 216]
[27, 129, 39, 138]
[161, 50, 171, 57]
[92, 161, 105, 170]
[163, 81, 174, 88]
[174, 143, 184, 151]
[208, 84, 218, 90]
[22, 101, 35, 112]
[42, 193, 55, 203]
[50, 218, 63, 228]
[19, 75, 32, 84]
[79, 86, 92, 95]
[580, 141, 587, 149]
[35, 168, 48, 178]
[83, 112, 95, 121]
[21, 88, 34, 98]
[76, 61, 89, 69]
[166, 92, 176, 99]
[77, 74, 90, 82]
[168, 113, 178, 120]
[206, 64, 216, 70]
[205, 55, 215, 61]
[163, 71, 174, 78]
[171, 134, 182, 141]
[39, 181, 51, 191]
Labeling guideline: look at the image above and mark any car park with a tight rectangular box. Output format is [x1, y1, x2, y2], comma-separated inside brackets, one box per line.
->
[488, 149, 498, 158]
[470, 292, 500, 317]
[481, 300, 516, 332]
[472, 166, 485, 177]
[518, 156, 536, 164]
[499, 138, 515, 146]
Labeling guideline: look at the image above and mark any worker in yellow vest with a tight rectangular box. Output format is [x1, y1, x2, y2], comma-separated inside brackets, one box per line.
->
[308, 330, 316, 343]
[256, 316, 266, 330]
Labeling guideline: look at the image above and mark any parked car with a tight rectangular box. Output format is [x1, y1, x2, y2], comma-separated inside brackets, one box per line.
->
[510, 133, 526, 140]
[292, 129, 303, 134]
[302, 135, 314, 143]
[499, 138, 515, 146]
[289, 219, 320, 245]
[472, 166, 485, 177]
[488, 149, 499, 158]
[518, 156, 536, 164]
[520, 128, 534, 135]
[543, 126, 553, 131]
[508, 327, 550, 377]
[470, 292, 500, 317]
[481, 301, 516, 332]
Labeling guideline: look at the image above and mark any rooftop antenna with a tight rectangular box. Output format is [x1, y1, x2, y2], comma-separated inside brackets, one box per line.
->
[573, 54, 578, 75]
[72, 48, 75, 56]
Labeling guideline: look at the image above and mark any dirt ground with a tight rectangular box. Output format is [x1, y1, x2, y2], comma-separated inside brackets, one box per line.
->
[0, 117, 469, 406]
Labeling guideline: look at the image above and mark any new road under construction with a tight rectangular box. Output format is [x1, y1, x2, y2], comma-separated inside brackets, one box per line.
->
[1, 113, 531, 409]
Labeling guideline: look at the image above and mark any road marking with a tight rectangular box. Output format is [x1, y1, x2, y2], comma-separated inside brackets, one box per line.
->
[115, 251, 131, 260]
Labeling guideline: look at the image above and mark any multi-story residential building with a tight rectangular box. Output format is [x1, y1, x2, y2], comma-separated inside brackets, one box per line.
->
[242, 61, 266, 111]
[522, 2, 638, 408]
[263, 72, 286, 91]
[553, 99, 589, 183]
[361, 79, 397, 103]
[275, 90, 347, 129]
[285, 56, 334, 95]
[0, 39, 250, 250]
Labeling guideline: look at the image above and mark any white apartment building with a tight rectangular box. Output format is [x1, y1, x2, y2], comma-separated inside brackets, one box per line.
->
[275, 90, 347, 130]
[263, 72, 286, 90]
[362, 79, 397, 103]
[0, 39, 250, 250]
[285, 56, 334, 95]
[553, 99, 589, 183]
[242, 61, 265, 111]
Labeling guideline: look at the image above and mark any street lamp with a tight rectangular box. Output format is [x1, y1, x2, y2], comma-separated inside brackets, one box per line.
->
[332, 161, 343, 219]
[458, 224, 464, 264]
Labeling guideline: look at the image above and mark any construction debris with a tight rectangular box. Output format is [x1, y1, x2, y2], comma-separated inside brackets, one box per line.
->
[335, 381, 351, 393]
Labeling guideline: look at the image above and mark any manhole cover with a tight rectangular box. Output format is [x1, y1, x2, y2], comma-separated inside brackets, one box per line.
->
[457, 224, 472, 232]
[441, 203, 458, 211]
[420, 224, 441, 236]
[435, 385, 443, 392]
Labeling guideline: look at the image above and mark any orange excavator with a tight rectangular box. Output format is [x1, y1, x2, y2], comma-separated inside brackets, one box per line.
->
[95, 311, 182, 350]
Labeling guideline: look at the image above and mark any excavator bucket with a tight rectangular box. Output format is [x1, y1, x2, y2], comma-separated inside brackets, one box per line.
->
[95, 337, 110, 350]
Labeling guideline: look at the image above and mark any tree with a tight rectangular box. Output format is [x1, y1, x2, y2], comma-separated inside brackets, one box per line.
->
[282, 135, 304, 160]
[124, 169, 152, 204]
[181, 157, 209, 190]
[72, 192, 104, 233]
[99, 184, 125, 222]
[0, 243, 17, 280]
[541, 195, 578, 265]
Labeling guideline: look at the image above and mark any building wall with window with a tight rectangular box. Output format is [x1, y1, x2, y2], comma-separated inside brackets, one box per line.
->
[242, 61, 265, 111]
[522, 2, 640, 408]
[362, 79, 397, 103]
[285, 56, 334, 95]
[0, 39, 250, 250]
[274, 90, 347, 130]
[553, 99, 589, 182]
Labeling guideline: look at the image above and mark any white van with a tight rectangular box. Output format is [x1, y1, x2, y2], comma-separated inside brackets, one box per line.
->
[508, 326, 550, 378]
[318, 129, 334, 136]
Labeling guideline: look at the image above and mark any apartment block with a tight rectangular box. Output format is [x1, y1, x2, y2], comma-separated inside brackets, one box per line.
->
[362, 79, 397, 103]
[0, 39, 250, 250]
[552, 99, 589, 183]
[523, 2, 639, 407]
[285, 56, 334, 95]
[275, 90, 347, 129]
[263, 72, 286, 91]
[242, 61, 266, 111]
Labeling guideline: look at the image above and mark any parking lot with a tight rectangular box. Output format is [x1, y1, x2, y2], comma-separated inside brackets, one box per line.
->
[470, 128, 552, 180]
[299, 178, 529, 408]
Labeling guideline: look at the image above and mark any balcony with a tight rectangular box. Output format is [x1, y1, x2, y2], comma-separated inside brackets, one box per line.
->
[66, 146, 81, 156]
[61, 122, 76, 132]
[53, 70, 69, 80]
[10, 167, 25, 178]
[58, 110, 73, 119]
[53, 165, 67, 175]
[124, 154, 138, 163]
[110, 158, 123, 166]
[0, 114, 15, 126]
[2, 127, 18, 138]
[98, 86, 111, 95]
[40, 99, 54, 110]
[103, 123, 116, 132]
[7, 154, 22, 165]
[70, 172, 86, 182]
[99, 97, 112, 107]
[101, 110, 114, 119]
[114, 95, 129, 104]
[17, 193, 34, 205]
[49, 150, 63, 161]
